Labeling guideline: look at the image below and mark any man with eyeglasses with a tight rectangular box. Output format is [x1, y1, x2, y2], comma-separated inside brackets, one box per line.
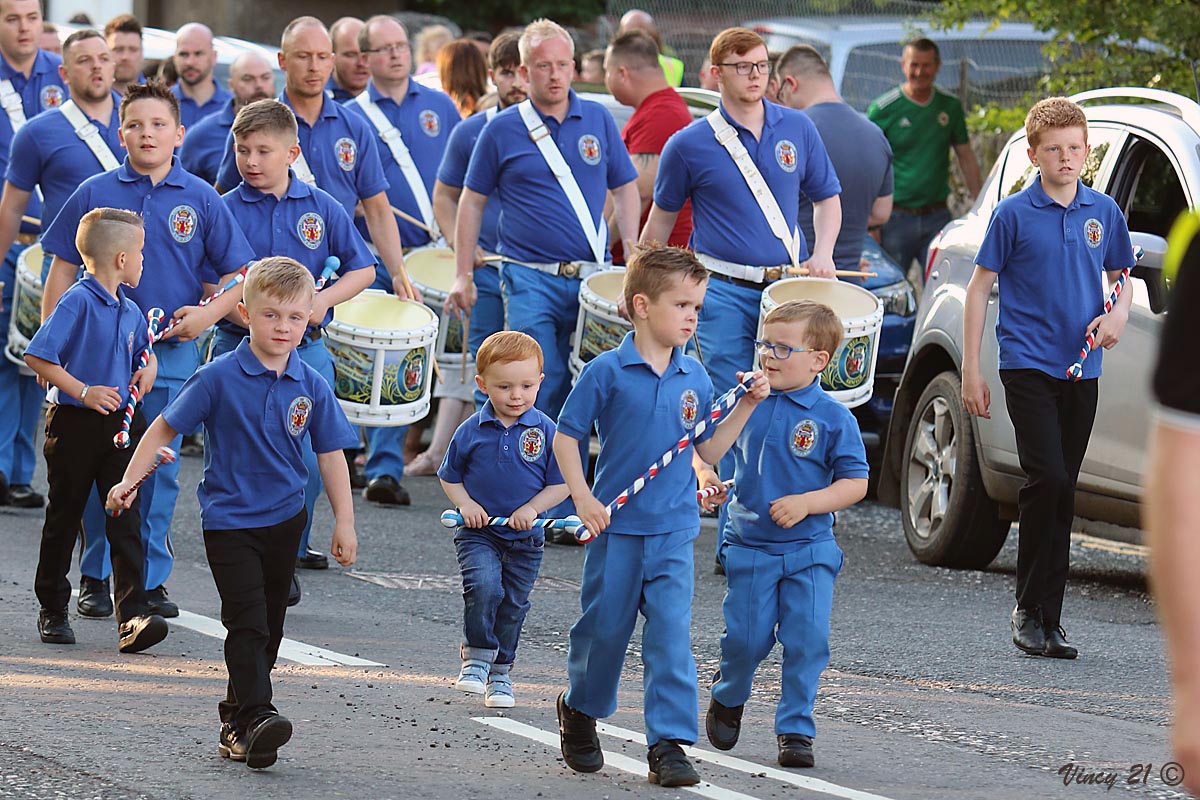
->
[328, 17, 368, 102]
[180, 51, 275, 184]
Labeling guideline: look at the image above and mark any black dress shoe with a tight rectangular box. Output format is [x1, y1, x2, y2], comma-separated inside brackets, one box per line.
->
[38, 608, 75, 644]
[218, 723, 247, 761]
[246, 713, 292, 769]
[345, 449, 366, 489]
[146, 585, 179, 618]
[287, 574, 301, 607]
[647, 740, 700, 786]
[118, 613, 168, 653]
[778, 733, 815, 768]
[363, 475, 411, 506]
[1043, 624, 1079, 659]
[557, 690, 603, 772]
[705, 697, 743, 750]
[7, 484, 43, 508]
[77, 576, 114, 618]
[1011, 606, 1045, 655]
[297, 548, 329, 570]
[0, 469, 9, 505]
[713, 556, 726, 576]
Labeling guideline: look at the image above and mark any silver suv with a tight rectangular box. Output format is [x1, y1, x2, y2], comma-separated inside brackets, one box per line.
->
[877, 88, 1197, 568]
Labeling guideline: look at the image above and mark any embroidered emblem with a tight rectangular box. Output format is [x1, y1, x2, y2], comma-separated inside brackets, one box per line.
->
[791, 420, 818, 457]
[297, 212, 325, 250]
[519, 428, 545, 462]
[168, 205, 198, 243]
[334, 137, 357, 171]
[578, 134, 602, 165]
[40, 85, 63, 109]
[937, 111, 949, 127]
[680, 389, 699, 430]
[1085, 218, 1104, 248]
[775, 139, 798, 173]
[287, 396, 312, 436]
[419, 109, 440, 137]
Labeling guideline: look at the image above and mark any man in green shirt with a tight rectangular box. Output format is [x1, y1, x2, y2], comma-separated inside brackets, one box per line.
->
[868, 37, 981, 276]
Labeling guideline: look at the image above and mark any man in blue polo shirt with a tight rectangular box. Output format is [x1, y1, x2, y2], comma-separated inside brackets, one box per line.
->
[327, 17, 367, 103]
[171, 23, 231, 129]
[180, 51, 275, 185]
[450, 18, 640, 420]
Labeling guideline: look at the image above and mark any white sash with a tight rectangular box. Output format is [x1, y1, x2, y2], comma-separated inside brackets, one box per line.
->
[0, 79, 25, 133]
[705, 109, 800, 271]
[354, 91, 438, 239]
[292, 149, 317, 186]
[58, 100, 119, 171]
[517, 98, 606, 266]
[485, 106, 497, 122]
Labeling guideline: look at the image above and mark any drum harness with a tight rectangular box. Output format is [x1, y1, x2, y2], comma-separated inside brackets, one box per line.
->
[355, 91, 440, 242]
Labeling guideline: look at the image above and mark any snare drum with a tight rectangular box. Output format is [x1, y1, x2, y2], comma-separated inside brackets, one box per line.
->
[759, 278, 883, 408]
[325, 290, 438, 426]
[5, 244, 43, 376]
[406, 247, 467, 368]
[569, 270, 630, 380]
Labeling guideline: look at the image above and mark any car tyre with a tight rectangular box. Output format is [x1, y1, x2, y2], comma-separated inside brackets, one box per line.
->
[900, 372, 1010, 568]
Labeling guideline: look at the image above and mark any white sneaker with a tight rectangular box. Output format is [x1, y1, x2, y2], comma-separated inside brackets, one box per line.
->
[454, 659, 489, 694]
[484, 672, 515, 708]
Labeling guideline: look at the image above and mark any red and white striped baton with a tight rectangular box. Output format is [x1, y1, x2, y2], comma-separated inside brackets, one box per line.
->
[114, 308, 164, 449]
[154, 266, 249, 343]
[106, 447, 177, 517]
[1065, 245, 1143, 381]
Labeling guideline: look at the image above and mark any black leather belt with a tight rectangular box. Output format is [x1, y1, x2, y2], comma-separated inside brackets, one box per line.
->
[708, 271, 780, 291]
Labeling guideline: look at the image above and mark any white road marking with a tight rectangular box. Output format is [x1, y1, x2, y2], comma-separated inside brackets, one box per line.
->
[597, 722, 900, 800]
[474, 716, 763, 800]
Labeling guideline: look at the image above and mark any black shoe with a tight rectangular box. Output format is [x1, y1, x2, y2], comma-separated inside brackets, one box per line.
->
[287, 574, 301, 607]
[297, 548, 329, 570]
[713, 556, 725, 576]
[246, 713, 292, 769]
[38, 608, 75, 644]
[647, 740, 700, 787]
[778, 734, 815, 768]
[0, 469, 9, 505]
[364, 475, 411, 506]
[705, 697, 743, 750]
[77, 576, 114, 618]
[117, 613, 168, 653]
[146, 585, 179, 618]
[8, 484, 43, 508]
[557, 690, 603, 772]
[345, 449, 366, 489]
[218, 723, 247, 762]
[1011, 606, 1045, 655]
[1043, 623, 1079, 659]
[179, 432, 204, 457]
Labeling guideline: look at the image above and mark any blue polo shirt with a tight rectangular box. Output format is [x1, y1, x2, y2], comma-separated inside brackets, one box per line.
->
[465, 91, 637, 263]
[345, 81, 460, 248]
[179, 98, 234, 184]
[975, 176, 1135, 379]
[172, 79, 233, 130]
[220, 171, 375, 329]
[43, 156, 255, 319]
[6, 91, 122, 231]
[557, 332, 714, 536]
[727, 380, 869, 553]
[656, 101, 840, 267]
[25, 274, 149, 409]
[163, 338, 358, 531]
[438, 108, 501, 252]
[326, 77, 355, 103]
[0, 49, 68, 235]
[216, 90, 389, 219]
[437, 403, 565, 540]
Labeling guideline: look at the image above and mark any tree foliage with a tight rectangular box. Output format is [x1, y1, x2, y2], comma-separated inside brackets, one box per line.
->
[419, 0, 605, 32]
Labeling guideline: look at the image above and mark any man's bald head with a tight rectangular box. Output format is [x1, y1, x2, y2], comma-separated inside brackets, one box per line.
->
[281, 16, 329, 52]
[229, 51, 275, 107]
[175, 23, 213, 51]
[174, 23, 216, 87]
[619, 9, 661, 46]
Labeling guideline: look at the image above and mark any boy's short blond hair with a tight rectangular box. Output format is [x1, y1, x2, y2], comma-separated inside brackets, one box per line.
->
[623, 243, 708, 312]
[243, 256, 314, 307]
[232, 98, 298, 144]
[764, 299, 843, 356]
[1025, 96, 1088, 149]
[76, 207, 143, 270]
[476, 330, 543, 374]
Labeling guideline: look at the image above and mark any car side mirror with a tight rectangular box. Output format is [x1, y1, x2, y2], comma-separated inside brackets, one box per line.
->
[1128, 232, 1170, 313]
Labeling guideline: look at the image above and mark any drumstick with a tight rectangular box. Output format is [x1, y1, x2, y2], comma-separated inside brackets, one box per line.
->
[114, 308, 164, 449]
[315, 256, 340, 292]
[392, 261, 442, 384]
[391, 205, 433, 235]
[155, 266, 249, 343]
[21, 215, 39, 227]
[106, 447, 177, 517]
[785, 267, 878, 278]
[461, 313, 469, 383]
[481, 255, 503, 263]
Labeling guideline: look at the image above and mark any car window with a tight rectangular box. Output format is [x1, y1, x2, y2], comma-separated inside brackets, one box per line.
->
[995, 128, 1119, 200]
[1121, 138, 1186, 312]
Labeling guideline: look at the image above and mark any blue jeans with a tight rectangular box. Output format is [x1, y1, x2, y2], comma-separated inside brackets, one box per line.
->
[470, 264, 505, 409]
[453, 526, 544, 667]
[498, 261, 580, 419]
[880, 206, 952, 277]
[0, 243, 42, 487]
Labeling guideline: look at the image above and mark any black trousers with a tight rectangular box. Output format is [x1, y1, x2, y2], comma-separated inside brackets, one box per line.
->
[203, 508, 305, 732]
[35, 404, 149, 623]
[999, 369, 1098, 626]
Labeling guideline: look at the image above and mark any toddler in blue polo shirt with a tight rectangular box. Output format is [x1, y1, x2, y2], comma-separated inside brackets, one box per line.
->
[108, 256, 359, 771]
[704, 299, 868, 770]
[437, 331, 569, 708]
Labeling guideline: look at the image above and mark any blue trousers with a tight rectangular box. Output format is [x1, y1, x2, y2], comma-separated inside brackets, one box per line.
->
[880, 206, 952, 276]
[711, 539, 843, 737]
[363, 270, 409, 481]
[469, 264, 504, 409]
[0, 243, 42, 487]
[498, 262, 579, 420]
[565, 529, 699, 747]
[454, 526, 544, 667]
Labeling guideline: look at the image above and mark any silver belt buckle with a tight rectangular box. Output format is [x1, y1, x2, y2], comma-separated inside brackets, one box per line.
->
[559, 262, 579, 278]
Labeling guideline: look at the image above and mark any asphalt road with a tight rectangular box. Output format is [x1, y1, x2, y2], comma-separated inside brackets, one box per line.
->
[0, 441, 1183, 800]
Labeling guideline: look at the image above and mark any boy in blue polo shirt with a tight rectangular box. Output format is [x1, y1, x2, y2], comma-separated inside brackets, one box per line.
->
[964, 97, 1136, 660]
[24, 208, 168, 655]
[704, 299, 868, 769]
[437, 330, 568, 708]
[217, 98, 375, 580]
[552, 244, 768, 788]
[109, 256, 359, 770]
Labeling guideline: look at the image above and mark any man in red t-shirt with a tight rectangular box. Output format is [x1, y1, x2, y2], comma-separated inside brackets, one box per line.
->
[604, 30, 693, 263]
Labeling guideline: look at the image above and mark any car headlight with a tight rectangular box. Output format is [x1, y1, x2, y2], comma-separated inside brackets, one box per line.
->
[872, 279, 917, 317]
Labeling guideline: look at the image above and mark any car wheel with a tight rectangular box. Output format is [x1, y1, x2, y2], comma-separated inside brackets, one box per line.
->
[900, 372, 1010, 568]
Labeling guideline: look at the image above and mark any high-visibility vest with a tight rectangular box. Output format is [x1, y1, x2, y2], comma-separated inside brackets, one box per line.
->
[659, 54, 684, 87]
[1166, 210, 1200, 282]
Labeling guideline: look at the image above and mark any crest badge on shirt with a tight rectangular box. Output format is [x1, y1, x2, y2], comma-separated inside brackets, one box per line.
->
[679, 389, 699, 430]
[519, 427, 544, 463]
[419, 109, 440, 137]
[287, 396, 312, 436]
[937, 111, 950, 127]
[40, 85, 64, 109]
[297, 212, 325, 250]
[334, 137, 357, 171]
[127, 331, 134, 355]
[168, 205, 198, 243]
[578, 134, 602, 166]
[1085, 218, 1104, 248]
[790, 420, 819, 458]
[775, 140, 798, 173]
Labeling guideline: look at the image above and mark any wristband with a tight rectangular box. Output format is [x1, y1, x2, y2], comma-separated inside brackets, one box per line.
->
[80, 384, 90, 402]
